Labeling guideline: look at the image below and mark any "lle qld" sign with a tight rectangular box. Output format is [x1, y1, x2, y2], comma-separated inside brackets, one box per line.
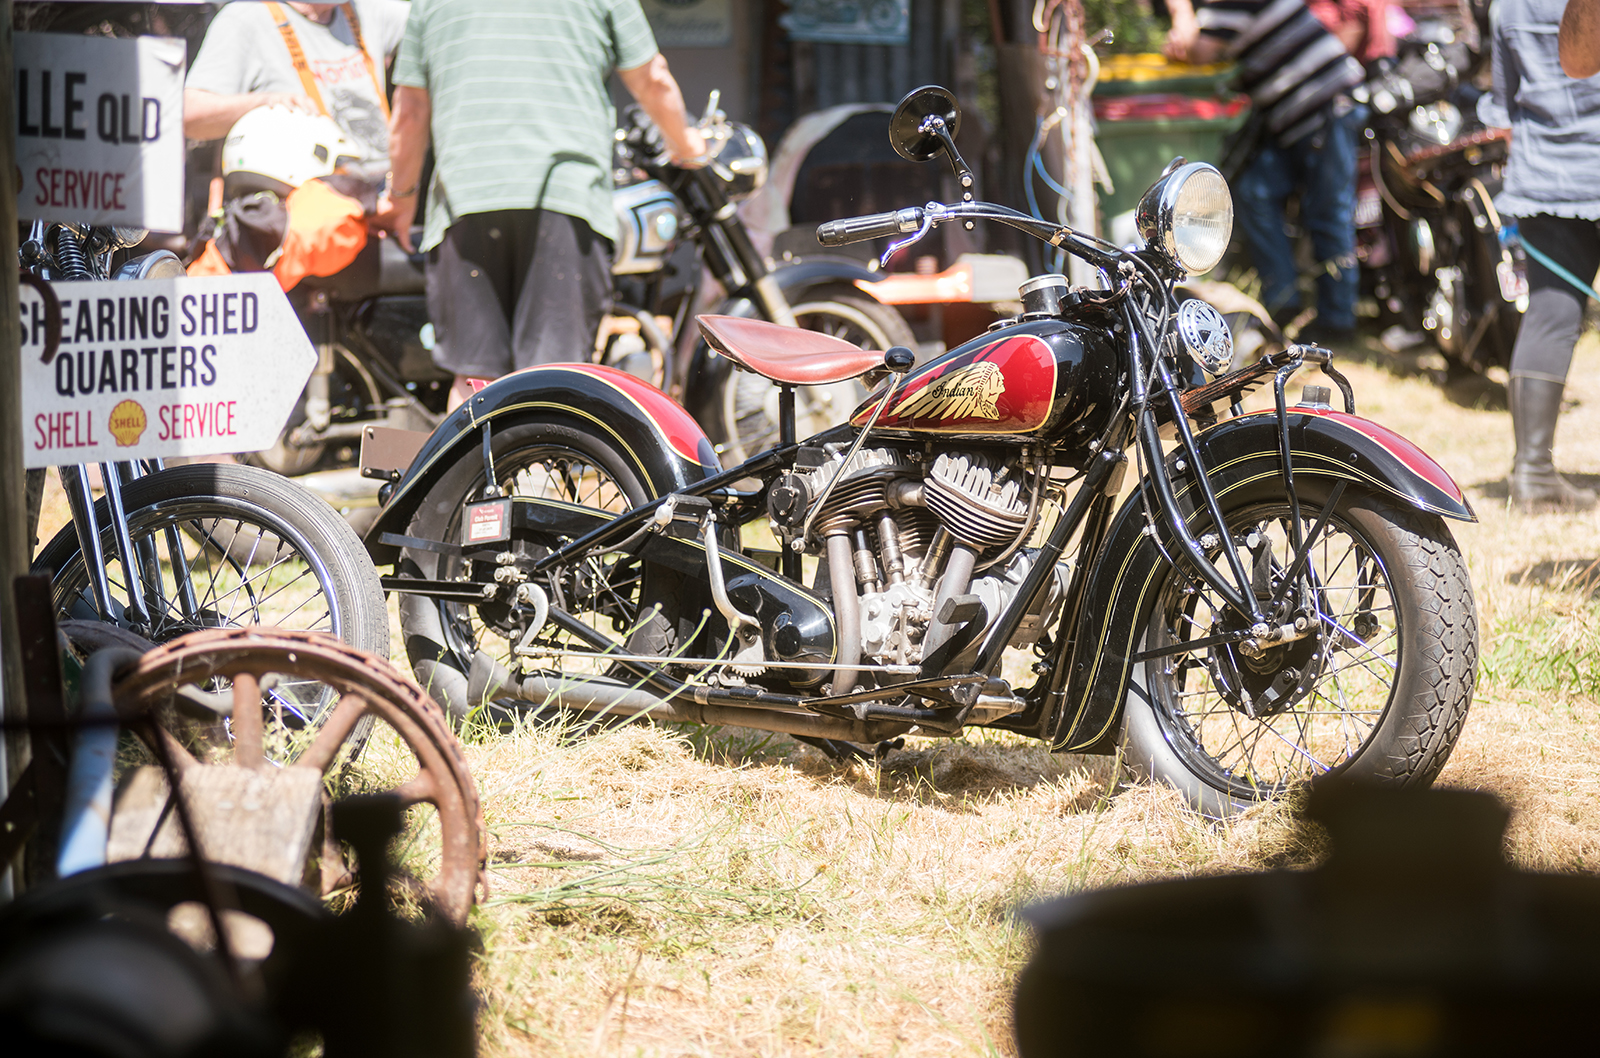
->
[15, 32, 186, 232]
[18, 273, 316, 468]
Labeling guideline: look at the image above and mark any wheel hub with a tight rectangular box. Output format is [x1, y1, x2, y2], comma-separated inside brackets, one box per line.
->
[1209, 621, 1325, 719]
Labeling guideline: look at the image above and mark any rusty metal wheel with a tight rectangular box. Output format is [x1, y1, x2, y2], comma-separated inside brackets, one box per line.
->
[111, 627, 486, 925]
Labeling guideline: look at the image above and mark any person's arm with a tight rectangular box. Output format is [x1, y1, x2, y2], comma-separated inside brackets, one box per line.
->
[1487, 11, 1517, 131]
[373, 85, 430, 251]
[1330, 21, 1365, 50]
[183, 87, 317, 141]
[616, 53, 707, 164]
[1164, 0, 1229, 63]
[1561, 0, 1600, 77]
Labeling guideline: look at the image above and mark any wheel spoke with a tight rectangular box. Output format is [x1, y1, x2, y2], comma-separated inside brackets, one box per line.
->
[296, 693, 370, 772]
[230, 672, 265, 769]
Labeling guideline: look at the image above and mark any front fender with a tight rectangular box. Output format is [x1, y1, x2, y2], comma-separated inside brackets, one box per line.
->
[1047, 408, 1473, 753]
[365, 363, 720, 565]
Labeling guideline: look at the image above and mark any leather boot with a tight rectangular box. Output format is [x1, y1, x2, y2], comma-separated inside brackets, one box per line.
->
[1509, 376, 1597, 511]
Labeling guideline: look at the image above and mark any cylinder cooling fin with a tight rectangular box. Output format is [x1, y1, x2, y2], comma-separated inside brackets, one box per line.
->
[923, 452, 1031, 549]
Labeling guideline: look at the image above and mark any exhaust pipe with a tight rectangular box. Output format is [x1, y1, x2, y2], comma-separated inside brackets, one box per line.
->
[467, 651, 910, 744]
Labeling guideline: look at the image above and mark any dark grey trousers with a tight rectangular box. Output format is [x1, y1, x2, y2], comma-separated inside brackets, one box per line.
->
[426, 208, 613, 379]
[1510, 214, 1600, 384]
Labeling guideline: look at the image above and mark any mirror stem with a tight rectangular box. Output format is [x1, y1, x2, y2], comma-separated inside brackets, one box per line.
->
[921, 115, 976, 206]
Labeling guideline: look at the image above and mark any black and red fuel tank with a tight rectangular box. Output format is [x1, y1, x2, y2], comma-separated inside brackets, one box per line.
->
[849, 315, 1121, 459]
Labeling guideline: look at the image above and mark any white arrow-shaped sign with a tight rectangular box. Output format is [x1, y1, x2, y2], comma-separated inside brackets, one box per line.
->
[19, 273, 315, 468]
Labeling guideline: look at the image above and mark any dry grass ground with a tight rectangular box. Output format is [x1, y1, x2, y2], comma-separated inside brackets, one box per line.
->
[32, 335, 1600, 1055]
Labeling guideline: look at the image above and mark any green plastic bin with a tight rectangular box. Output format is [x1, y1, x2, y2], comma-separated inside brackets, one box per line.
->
[1095, 112, 1246, 221]
[1091, 54, 1245, 222]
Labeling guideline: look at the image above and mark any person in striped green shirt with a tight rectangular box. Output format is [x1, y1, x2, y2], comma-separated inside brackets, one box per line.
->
[377, 0, 705, 406]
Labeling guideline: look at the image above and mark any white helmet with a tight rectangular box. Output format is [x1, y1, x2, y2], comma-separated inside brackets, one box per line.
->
[222, 105, 364, 195]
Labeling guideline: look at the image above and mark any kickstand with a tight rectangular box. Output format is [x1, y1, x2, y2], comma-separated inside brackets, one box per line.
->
[793, 736, 906, 763]
[793, 736, 872, 762]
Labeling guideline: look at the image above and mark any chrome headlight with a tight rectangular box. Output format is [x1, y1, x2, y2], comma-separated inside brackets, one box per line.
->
[1135, 161, 1234, 276]
[707, 122, 769, 202]
[1409, 100, 1461, 146]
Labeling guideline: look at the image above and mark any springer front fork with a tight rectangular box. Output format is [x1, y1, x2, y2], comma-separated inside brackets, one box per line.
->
[1126, 297, 1359, 631]
[59, 460, 199, 634]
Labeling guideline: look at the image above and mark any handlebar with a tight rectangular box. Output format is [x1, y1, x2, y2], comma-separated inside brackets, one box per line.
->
[814, 200, 1126, 275]
[815, 207, 925, 247]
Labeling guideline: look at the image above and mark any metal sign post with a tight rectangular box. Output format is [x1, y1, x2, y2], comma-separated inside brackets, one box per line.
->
[0, 0, 26, 902]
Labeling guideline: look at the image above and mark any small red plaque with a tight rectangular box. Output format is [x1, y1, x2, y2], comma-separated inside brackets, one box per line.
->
[463, 498, 512, 545]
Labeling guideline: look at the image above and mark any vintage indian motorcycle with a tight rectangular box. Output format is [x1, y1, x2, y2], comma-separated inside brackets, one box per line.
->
[363, 88, 1478, 816]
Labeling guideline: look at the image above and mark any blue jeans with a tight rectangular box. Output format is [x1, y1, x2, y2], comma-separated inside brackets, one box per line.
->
[1233, 106, 1361, 331]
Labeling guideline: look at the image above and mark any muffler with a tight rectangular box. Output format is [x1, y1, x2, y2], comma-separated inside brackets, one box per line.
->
[466, 651, 910, 743]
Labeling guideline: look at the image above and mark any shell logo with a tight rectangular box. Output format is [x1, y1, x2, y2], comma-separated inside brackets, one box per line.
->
[107, 399, 148, 447]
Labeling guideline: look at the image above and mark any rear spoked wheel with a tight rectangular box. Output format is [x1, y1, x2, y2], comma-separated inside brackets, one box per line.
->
[399, 422, 693, 720]
[1124, 486, 1477, 816]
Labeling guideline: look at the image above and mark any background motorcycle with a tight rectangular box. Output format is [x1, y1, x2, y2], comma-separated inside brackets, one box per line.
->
[1356, 14, 1524, 372]
[251, 94, 914, 478]
[364, 87, 1479, 817]
[612, 95, 915, 465]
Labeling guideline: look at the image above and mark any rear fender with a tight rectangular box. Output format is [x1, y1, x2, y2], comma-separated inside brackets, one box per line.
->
[1047, 409, 1473, 753]
[770, 256, 882, 292]
[365, 363, 719, 564]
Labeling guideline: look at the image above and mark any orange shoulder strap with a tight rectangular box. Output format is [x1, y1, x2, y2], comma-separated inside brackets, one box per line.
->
[341, 3, 391, 120]
[263, 1, 328, 116]
[262, 3, 390, 121]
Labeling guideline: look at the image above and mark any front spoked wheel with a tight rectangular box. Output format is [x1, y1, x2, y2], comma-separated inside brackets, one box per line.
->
[1123, 486, 1477, 816]
[34, 463, 390, 755]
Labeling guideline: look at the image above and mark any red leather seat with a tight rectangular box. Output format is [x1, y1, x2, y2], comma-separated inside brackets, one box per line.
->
[698, 314, 885, 385]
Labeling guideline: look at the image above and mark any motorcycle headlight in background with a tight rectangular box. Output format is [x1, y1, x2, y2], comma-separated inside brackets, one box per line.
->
[1409, 100, 1462, 145]
[706, 122, 769, 202]
[1135, 161, 1234, 277]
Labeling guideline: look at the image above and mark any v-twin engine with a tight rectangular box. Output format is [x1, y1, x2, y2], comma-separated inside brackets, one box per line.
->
[768, 446, 1066, 683]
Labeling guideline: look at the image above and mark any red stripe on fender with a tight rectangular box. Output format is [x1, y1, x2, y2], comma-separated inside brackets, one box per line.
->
[1301, 408, 1466, 505]
[507, 363, 712, 468]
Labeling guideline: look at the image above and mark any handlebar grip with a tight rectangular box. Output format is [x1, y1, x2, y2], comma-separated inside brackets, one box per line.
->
[816, 207, 922, 247]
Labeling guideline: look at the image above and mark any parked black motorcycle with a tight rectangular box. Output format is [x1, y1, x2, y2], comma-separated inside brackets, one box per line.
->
[252, 96, 913, 477]
[1356, 17, 1523, 371]
[364, 87, 1479, 817]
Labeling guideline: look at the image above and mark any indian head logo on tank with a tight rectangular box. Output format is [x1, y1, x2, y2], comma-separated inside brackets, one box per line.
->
[854, 334, 1058, 434]
[892, 361, 1005, 420]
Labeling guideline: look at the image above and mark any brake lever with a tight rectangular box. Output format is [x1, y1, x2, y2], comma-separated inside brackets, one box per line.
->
[880, 216, 932, 266]
[880, 205, 942, 267]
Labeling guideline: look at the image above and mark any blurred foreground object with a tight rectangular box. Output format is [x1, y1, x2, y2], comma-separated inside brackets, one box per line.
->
[1015, 787, 1600, 1057]
[0, 624, 483, 1057]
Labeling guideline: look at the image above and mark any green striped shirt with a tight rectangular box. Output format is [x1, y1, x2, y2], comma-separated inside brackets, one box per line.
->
[392, 0, 658, 252]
